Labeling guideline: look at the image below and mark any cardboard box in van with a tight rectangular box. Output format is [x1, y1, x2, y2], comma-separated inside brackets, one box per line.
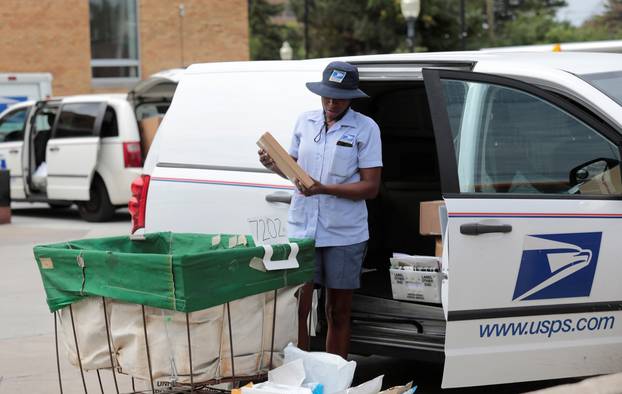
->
[139, 115, 164, 157]
[419, 200, 445, 236]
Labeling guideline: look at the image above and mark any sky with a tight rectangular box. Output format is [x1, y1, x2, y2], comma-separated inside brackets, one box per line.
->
[556, 0, 607, 26]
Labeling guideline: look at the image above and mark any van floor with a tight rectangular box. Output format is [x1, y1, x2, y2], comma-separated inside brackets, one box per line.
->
[353, 80, 442, 302]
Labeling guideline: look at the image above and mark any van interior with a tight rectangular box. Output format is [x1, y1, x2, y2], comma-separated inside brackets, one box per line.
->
[29, 103, 60, 194]
[319, 80, 446, 359]
[354, 81, 440, 284]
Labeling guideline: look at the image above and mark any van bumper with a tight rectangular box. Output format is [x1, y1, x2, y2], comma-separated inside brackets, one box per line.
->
[105, 167, 142, 205]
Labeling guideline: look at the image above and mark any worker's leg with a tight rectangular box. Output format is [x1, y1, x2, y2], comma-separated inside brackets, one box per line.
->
[322, 241, 367, 359]
[325, 288, 354, 358]
[297, 282, 314, 350]
[298, 248, 324, 350]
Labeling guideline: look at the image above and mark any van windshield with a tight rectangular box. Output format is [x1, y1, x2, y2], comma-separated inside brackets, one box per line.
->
[581, 71, 622, 106]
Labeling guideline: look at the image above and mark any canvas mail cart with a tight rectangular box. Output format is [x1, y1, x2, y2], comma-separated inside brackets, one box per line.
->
[34, 232, 315, 393]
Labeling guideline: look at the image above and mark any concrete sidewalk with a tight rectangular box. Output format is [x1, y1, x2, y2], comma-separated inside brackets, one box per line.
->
[0, 205, 134, 393]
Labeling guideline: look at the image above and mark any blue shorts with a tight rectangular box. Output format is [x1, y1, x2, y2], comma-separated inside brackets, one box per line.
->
[314, 241, 367, 289]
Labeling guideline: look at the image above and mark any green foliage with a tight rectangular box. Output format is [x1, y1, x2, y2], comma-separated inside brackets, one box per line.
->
[249, 0, 286, 60]
[290, 0, 405, 58]
[248, 0, 622, 60]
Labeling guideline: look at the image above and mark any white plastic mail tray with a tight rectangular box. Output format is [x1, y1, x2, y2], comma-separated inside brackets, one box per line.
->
[389, 254, 442, 304]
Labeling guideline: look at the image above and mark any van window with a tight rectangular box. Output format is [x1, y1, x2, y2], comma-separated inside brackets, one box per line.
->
[100, 106, 119, 137]
[0, 108, 28, 142]
[581, 71, 622, 107]
[442, 80, 621, 195]
[54, 103, 101, 139]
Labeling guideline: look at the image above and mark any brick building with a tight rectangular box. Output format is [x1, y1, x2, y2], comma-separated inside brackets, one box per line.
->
[0, 0, 249, 96]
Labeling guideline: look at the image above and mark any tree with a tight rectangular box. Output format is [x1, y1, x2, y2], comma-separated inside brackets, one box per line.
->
[579, 0, 622, 39]
[260, 0, 614, 59]
[289, 0, 405, 58]
[249, 0, 286, 60]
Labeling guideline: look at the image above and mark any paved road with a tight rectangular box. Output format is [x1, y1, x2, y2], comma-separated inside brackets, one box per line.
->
[0, 203, 584, 393]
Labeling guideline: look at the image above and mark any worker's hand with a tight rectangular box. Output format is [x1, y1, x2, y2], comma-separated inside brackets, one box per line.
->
[258, 149, 277, 172]
[295, 178, 325, 196]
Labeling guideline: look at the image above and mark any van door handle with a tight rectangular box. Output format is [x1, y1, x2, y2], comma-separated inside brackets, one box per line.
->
[49, 146, 60, 152]
[460, 223, 512, 235]
[9, 149, 18, 154]
[265, 192, 291, 204]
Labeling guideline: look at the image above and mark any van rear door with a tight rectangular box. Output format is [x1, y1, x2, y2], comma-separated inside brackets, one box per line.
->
[46, 102, 106, 200]
[423, 68, 622, 388]
[144, 66, 319, 236]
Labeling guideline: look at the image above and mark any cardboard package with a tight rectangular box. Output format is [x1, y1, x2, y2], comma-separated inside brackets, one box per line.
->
[420, 200, 446, 257]
[139, 115, 164, 157]
[257, 132, 314, 189]
[419, 200, 445, 236]
[389, 254, 442, 304]
[435, 238, 443, 257]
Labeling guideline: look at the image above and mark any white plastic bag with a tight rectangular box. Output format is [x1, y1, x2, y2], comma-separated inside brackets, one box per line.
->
[32, 161, 47, 190]
[283, 343, 356, 394]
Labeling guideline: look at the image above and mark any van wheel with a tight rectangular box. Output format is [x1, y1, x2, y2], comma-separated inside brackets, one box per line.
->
[77, 177, 115, 222]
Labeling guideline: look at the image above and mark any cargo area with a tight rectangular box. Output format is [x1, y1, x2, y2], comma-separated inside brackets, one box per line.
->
[348, 80, 446, 359]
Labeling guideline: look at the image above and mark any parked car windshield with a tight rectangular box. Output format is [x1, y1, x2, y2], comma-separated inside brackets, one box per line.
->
[581, 71, 622, 106]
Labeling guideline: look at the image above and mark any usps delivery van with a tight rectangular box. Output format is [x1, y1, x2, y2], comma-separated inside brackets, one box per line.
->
[131, 52, 622, 388]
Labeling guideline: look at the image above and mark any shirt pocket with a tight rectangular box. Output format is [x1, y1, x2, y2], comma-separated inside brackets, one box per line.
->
[330, 145, 355, 178]
[288, 194, 305, 225]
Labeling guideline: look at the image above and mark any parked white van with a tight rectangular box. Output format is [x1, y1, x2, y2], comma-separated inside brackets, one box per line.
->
[132, 52, 622, 388]
[0, 69, 181, 221]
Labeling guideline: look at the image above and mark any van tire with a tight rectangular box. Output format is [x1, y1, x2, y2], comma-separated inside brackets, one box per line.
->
[77, 177, 115, 222]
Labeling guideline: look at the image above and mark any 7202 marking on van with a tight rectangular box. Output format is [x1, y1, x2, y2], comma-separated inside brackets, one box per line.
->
[151, 176, 295, 190]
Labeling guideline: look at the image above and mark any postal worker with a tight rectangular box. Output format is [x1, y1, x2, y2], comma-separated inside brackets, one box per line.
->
[259, 61, 382, 358]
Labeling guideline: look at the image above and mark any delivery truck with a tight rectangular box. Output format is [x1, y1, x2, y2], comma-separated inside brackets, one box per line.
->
[129, 51, 622, 388]
[0, 73, 52, 112]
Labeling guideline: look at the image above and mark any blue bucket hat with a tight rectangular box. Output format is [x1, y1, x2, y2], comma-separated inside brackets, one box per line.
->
[306, 61, 369, 99]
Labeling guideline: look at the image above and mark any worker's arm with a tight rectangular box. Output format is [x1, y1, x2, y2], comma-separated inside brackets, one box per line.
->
[258, 148, 291, 179]
[295, 167, 381, 201]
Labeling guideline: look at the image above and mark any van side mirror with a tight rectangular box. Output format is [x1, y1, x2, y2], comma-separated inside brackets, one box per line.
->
[569, 158, 620, 186]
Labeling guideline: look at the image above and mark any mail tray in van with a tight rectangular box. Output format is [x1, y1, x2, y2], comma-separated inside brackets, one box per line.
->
[34, 232, 315, 313]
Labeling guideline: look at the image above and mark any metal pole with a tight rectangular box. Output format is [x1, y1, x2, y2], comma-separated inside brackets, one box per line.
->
[406, 18, 415, 52]
[101, 298, 119, 394]
[54, 312, 64, 394]
[69, 305, 88, 394]
[460, 0, 466, 50]
[269, 290, 278, 369]
[141, 305, 155, 394]
[226, 303, 236, 386]
[186, 313, 194, 392]
[96, 370, 104, 393]
[304, 0, 309, 58]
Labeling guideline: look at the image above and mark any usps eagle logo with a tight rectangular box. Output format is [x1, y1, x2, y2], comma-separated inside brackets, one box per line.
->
[329, 70, 346, 83]
[512, 232, 601, 301]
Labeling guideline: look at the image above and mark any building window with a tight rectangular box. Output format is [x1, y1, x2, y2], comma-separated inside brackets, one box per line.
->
[89, 0, 139, 86]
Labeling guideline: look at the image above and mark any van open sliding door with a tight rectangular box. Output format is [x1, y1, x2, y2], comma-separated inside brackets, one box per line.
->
[46, 102, 106, 200]
[423, 68, 622, 388]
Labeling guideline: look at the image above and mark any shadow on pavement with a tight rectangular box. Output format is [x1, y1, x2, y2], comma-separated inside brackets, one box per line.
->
[352, 356, 581, 393]
[11, 205, 131, 223]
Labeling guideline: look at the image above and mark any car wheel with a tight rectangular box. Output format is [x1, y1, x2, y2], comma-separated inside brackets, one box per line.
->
[77, 177, 115, 222]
